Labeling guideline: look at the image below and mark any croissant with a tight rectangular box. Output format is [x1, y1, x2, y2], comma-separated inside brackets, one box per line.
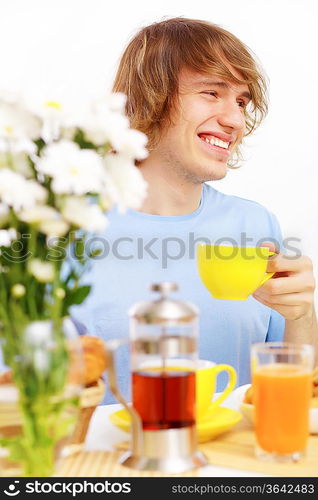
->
[79, 335, 108, 386]
[243, 385, 253, 404]
[0, 369, 12, 384]
[310, 367, 318, 408]
[0, 335, 107, 388]
[313, 366, 318, 389]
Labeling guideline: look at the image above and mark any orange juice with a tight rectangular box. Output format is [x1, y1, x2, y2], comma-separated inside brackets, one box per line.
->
[253, 364, 311, 454]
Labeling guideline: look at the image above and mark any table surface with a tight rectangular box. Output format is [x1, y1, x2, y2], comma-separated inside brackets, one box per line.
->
[56, 389, 318, 477]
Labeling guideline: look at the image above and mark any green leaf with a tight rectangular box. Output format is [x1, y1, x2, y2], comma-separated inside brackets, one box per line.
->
[33, 137, 46, 154]
[73, 129, 96, 150]
[88, 248, 103, 258]
[64, 285, 91, 308]
[73, 239, 86, 264]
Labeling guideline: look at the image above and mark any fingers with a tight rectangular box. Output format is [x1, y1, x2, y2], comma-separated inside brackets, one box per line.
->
[259, 273, 316, 295]
[266, 254, 313, 274]
[253, 291, 313, 307]
[255, 245, 316, 322]
[260, 241, 279, 254]
[252, 294, 312, 321]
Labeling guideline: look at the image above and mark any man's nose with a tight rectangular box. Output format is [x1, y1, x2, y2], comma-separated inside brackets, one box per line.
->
[217, 100, 245, 132]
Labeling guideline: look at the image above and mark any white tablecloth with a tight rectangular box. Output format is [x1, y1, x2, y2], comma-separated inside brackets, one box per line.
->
[83, 388, 270, 477]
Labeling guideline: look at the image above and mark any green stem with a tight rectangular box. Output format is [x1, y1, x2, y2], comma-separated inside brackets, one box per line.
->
[0, 272, 9, 328]
[5, 148, 15, 169]
[20, 399, 55, 477]
[26, 226, 38, 319]
[26, 281, 37, 319]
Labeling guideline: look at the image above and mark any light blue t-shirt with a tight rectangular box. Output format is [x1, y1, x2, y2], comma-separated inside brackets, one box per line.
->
[70, 183, 285, 404]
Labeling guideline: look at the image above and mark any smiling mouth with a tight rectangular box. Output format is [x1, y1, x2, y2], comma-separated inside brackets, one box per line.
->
[197, 134, 232, 156]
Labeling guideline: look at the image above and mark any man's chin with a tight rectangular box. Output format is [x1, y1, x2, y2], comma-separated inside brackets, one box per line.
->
[198, 164, 228, 183]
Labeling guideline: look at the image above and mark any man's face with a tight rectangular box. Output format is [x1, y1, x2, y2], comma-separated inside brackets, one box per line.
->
[150, 67, 251, 183]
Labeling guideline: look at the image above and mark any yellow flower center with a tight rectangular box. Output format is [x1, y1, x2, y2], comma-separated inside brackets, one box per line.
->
[69, 166, 79, 176]
[4, 125, 14, 135]
[44, 101, 62, 110]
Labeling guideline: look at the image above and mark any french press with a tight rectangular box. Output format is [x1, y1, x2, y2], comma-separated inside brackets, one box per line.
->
[105, 282, 208, 473]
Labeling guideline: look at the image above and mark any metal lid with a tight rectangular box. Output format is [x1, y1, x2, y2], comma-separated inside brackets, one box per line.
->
[128, 282, 199, 324]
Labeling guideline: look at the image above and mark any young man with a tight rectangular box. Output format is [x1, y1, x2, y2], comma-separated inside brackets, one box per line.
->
[72, 17, 317, 403]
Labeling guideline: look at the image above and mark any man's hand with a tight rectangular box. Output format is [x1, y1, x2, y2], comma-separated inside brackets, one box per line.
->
[252, 242, 316, 321]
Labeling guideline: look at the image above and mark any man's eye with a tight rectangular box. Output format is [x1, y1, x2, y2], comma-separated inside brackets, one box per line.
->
[237, 100, 247, 108]
[203, 91, 217, 97]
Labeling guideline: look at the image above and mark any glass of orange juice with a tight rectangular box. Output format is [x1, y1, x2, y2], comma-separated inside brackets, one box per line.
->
[251, 342, 314, 463]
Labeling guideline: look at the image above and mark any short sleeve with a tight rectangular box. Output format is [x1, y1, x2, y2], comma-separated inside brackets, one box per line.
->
[266, 309, 285, 342]
[267, 211, 285, 253]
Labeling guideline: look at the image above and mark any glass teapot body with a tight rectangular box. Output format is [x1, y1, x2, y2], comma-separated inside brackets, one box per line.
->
[130, 318, 198, 431]
[106, 282, 207, 473]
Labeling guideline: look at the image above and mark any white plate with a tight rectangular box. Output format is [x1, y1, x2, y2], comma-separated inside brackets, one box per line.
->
[234, 383, 318, 434]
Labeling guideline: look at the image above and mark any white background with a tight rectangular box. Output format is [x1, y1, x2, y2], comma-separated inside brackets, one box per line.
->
[1, 0, 317, 306]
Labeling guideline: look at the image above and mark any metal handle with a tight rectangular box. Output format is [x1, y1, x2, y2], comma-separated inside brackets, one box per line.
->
[105, 338, 143, 456]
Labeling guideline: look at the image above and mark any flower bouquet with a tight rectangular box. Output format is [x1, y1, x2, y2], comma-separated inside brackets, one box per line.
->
[0, 89, 148, 476]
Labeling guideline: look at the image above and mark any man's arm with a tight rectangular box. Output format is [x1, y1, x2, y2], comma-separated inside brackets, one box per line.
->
[284, 309, 318, 365]
[253, 242, 318, 365]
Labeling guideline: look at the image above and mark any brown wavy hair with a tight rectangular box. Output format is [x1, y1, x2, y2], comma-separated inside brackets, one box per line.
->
[112, 17, 268, 167]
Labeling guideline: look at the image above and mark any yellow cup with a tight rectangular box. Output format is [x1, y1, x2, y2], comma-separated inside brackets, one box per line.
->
[196, 360, 237, 420]
[136, 359, 237, 421]
[197, 245, 275, 300]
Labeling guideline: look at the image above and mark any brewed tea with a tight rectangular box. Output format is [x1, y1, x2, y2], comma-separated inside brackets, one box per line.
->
[132, 369, 195, 430]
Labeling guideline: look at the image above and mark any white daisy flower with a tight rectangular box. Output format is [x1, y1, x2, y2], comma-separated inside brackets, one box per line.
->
[82, 107, 129, 147]
[113, 128, 148, 160]
[0, 169, 47, 211]
[0, 100, 40, 153]
[39, 219, 69, 238]
[62, 197, 108, 232]
[18, 205, 70, 237]
[0, 152, 33, 178]
[27, 259, 55, 282]
[22, 89, 84, 143]
[19, 205, 59, 224]
[36, 140, 105, 195]
[103, 154, 148, 213]
[0, 228, 17, 247]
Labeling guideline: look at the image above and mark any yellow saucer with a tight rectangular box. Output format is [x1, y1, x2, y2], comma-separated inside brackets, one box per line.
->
[109, 405, 242, 443]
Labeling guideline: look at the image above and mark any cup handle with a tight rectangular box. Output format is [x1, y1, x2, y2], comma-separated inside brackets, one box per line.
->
[258, 271, 275, 287]
[258, 250, 276, 287]
[209, 364, 237, 409]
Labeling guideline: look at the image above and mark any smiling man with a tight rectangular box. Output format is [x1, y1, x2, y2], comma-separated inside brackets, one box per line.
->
[137, 66, 249, 214]
[72, 17, 317, 402]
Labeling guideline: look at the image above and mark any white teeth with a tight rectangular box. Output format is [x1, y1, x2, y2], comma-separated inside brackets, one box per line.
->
[201, 135, 230, 149]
